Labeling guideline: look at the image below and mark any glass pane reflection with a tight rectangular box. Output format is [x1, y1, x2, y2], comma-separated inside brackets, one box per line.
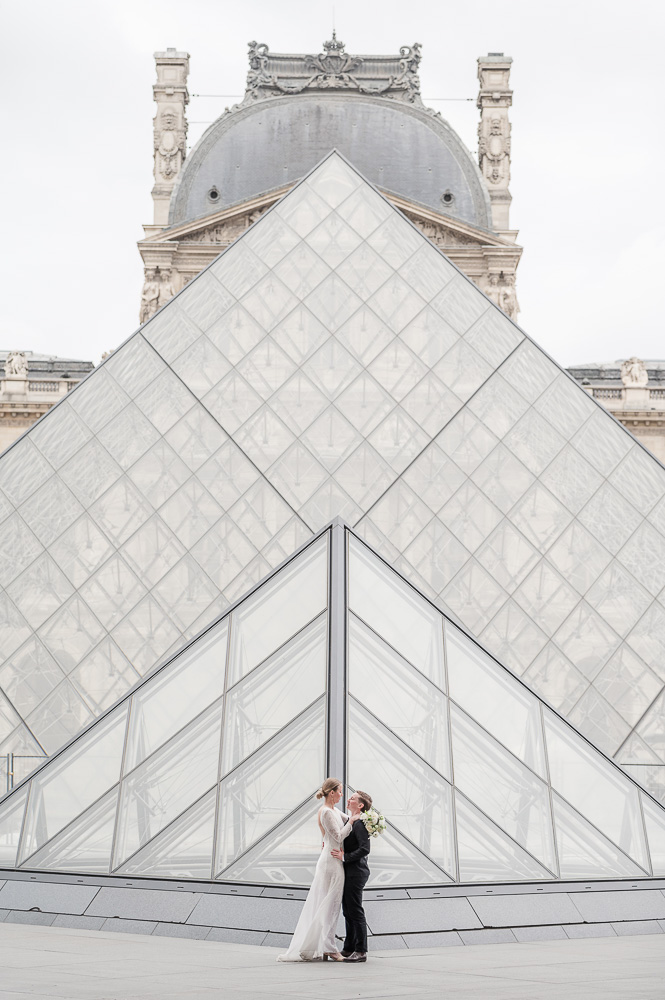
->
[348, 535, 444, 689]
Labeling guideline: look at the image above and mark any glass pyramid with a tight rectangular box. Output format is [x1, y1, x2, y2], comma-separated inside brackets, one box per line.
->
[1, 152, 664, 799]
[0, 522, 664, 888]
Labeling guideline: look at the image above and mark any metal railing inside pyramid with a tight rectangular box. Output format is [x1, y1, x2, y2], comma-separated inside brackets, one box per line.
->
[1, 154, 665, 888]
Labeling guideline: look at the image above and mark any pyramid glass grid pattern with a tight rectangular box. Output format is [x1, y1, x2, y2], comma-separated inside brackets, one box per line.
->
[0, 153, 664, 794]
[0, 532, 329, 877]
[1, 524, 665, 889]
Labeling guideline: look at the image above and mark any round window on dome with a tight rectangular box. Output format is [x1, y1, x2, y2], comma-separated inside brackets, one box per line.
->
[207, 186, 220, 203]
[441, 190, 455, 207]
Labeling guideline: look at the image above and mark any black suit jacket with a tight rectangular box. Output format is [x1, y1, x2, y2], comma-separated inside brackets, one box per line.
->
[343, 817, 370, 869]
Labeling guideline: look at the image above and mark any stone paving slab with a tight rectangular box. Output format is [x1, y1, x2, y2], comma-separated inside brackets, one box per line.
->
[0, 922, 663, 999]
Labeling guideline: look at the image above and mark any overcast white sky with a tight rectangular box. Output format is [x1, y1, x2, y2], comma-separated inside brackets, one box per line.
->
[2, 0, 663, 368]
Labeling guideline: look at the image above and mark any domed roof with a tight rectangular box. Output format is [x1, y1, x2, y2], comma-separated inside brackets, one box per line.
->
[168, 40, 492, 231]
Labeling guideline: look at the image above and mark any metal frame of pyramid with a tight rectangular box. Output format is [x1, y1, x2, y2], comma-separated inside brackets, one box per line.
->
[1, 519, 664, 889]
[1, 151, 665, 807]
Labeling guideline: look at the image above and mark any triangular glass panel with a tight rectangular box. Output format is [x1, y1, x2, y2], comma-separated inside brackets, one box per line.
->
[0, 784, 28, 866]
[642, 793, 665, 875]
[364, 820, 454, 888]
[112, 700, 223, 869]
[124, 620, 228, 772]
[347, 535, 445, 689]
[454, 791, 552, 882]
[222, 613, 327, 776]
[446, 623, 546, 778]
[215, 699, 325, 875]
[219, 797, 323, 885]
[23, 787, 118, 873]
[347, 698, 456, 877]
[117, 789, 216, 879]
[450, 704, 556, 873]
[544, 709, 649, 871]
[552, 792, 646, 879]
[19, 705, 128, 863]
[348, 613, 450, 780]
[226, 535, 327, 688]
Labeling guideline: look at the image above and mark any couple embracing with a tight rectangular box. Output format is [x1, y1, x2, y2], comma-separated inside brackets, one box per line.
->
[278, 777, 373, 963]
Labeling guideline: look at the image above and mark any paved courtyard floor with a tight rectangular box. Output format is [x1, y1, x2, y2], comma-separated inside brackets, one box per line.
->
[0, 922, 663, 999]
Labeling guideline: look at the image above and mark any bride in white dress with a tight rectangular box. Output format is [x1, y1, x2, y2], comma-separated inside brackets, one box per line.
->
[278, 777, 353, 962]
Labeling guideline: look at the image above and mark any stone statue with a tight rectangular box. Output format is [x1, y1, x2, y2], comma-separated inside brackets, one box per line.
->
[621, 357, 649, 387]
[499, 274, 520, 320]
[157, 269, 175, 308]
[140, 271, 161, 324]
[4, 351, 28, 378]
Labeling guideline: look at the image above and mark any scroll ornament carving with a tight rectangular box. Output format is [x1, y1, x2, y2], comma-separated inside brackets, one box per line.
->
[140, 268, 175, 323]
[621, 357, 649, 387]
[244, 38, 422, 104]
[478, 115, 511, 185]
[4, 351, 28, 378]
[154, 108, 187, 181]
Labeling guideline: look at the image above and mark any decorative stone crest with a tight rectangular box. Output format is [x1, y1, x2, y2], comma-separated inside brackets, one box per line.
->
[243, 38, 423, 105]
[4, 351, 28, 378]
[621, 357, 649, 387]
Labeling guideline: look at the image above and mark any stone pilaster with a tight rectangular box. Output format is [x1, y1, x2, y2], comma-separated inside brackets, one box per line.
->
[152, 48, 190, 227]
[477, 53, 513, 233]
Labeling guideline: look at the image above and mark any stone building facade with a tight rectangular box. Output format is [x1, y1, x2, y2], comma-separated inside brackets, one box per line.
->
[139, 41, 522, 324]
[567, 359, 665, 464]
[0, 352, 94, 451]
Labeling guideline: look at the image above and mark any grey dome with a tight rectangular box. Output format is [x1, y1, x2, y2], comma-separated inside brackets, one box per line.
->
[169, 94, 492, 229]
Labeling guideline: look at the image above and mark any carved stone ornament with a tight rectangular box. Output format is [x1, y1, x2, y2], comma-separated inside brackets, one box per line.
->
[478, 115, 511, 186]
[4, 351, 28, 378]
[179, 208, 267, 244]
[482, 272, 519, 320]
[140, 270, 161, 324]
[621, 357, 649, 387]
[243, 37, 422, 105]
[154, 107, 187, 181]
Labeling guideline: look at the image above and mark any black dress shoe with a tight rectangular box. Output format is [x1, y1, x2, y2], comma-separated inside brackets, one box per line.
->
[340, 950, 353, 957]
[343, 952, 367, 962]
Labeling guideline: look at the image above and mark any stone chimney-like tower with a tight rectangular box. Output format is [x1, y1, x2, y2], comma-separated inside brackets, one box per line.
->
[151, 48, 190, 227]
[477, 53, 513, 233]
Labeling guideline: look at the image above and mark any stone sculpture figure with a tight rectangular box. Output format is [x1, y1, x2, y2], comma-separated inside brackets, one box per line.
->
[139, 272, 161, 324]
[621, 357, 649, 387]
[4, 351, 28, 378]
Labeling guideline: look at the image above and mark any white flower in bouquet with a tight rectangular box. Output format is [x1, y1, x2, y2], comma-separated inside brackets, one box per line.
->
[361, 808, 387, 838]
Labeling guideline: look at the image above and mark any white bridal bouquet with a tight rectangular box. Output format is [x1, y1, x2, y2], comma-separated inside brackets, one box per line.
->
[361, 808, 387, 838]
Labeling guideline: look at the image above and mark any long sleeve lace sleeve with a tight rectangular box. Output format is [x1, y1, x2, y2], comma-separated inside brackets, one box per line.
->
[321, 808, 353, 845]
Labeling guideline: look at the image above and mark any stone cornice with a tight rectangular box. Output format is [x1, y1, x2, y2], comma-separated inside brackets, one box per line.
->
[140, 188, 519, 252]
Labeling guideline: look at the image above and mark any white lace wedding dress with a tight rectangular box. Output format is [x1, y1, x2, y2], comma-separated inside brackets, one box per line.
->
[277, 806, 353, 962]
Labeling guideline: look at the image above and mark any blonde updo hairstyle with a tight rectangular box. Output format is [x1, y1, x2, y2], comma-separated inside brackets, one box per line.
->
[316, 777, 342, 800]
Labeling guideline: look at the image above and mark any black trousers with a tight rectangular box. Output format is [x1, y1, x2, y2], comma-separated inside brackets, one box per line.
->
[342, 862, 370, 953]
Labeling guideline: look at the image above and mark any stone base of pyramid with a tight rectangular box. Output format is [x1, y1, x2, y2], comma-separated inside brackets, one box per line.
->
[1, 868, 664, 949]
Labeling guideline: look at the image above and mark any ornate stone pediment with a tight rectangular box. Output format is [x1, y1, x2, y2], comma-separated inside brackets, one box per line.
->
[138, 186, 522, 321]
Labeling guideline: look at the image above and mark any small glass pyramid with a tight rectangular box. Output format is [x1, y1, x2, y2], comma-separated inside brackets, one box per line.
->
[0, 522, 663, 888]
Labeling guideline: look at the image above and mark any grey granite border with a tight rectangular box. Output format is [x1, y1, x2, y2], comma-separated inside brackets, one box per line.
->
[0, 871, 663, 950]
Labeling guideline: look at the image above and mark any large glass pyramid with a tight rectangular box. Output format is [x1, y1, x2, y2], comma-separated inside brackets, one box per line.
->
[1, 152, 664, 799]
[1, 523, 664, 887]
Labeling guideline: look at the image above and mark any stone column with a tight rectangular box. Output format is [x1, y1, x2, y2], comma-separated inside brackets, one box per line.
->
[152, 48, 190, 227]
[477, 53, 513, 233]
